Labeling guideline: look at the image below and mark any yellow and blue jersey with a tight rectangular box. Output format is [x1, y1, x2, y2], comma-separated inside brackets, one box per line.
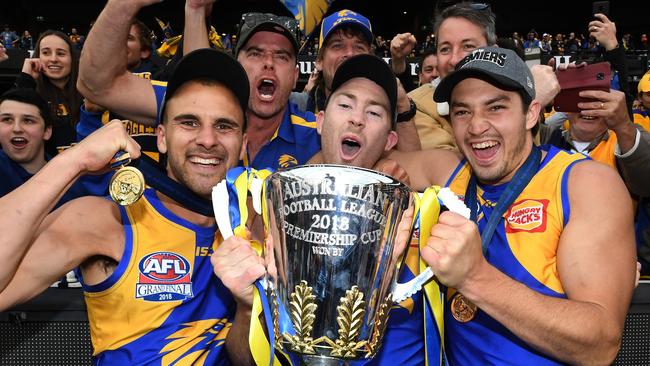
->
[79, 189, 233, 365]
[241, 102, 321, 170]
[633, 109, 650, 132]
[442, 145, 587, 365]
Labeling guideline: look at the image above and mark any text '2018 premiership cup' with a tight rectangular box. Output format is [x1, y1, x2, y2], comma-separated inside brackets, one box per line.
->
[264, 165, 415, 365]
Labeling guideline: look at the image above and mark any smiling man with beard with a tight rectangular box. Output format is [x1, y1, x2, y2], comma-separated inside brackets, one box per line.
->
[390, 46, 636, 365]
[0, 49, 257, 365]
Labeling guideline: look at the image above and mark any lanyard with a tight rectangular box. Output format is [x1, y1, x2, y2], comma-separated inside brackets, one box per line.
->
[465, 145, 541, 255]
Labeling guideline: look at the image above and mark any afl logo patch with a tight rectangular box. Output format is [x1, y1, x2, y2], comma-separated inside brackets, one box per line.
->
[135, 252, 193, 302]
[505, 199, 549, 233]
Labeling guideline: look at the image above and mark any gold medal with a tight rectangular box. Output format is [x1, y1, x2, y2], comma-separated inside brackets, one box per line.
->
[450, 292, 477, 322]
[109, 151, 144, 205]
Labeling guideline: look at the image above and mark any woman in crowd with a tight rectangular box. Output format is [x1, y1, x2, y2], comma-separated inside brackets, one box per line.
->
[15, 30, 82, 156]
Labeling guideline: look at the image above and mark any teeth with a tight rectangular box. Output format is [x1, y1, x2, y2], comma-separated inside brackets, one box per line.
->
[472, 141, 498, 149]
[12, 137, 27, 142]
[190, 157, 220, 165]
[262, 79, 274, 85]
[580, 115, 597, 120]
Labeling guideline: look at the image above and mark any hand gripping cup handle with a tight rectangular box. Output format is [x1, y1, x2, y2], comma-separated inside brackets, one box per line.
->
[391, 186, 471, 303]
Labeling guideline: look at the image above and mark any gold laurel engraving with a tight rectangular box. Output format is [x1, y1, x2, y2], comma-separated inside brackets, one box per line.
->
[331, 286, 367, 358]
[283, 280, 318, 354]
[272, 292, 283, 350]
[366, 294, 393, 357]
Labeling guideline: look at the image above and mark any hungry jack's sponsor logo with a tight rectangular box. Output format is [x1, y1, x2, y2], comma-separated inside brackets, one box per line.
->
[505, 199, 548, 233]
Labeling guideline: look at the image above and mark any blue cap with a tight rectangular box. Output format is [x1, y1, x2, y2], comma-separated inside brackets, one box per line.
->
[319, 10, 373, 49]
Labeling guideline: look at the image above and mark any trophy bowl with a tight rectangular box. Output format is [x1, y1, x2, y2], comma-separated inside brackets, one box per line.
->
[263, 164, 415, 365]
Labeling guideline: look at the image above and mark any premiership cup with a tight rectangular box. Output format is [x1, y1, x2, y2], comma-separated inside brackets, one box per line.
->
[263, 165, 416, 365]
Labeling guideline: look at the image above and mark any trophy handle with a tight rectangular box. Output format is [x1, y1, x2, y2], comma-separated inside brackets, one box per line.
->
[391, 187, 470, 303]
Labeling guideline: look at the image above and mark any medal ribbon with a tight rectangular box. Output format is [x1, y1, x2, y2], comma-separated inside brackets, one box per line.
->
[464, 145, 541, 254]
[212, 167, 280, 366]
[417, 187, 445, 366]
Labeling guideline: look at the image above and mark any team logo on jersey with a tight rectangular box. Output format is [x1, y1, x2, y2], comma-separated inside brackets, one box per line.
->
[505, 199, 549, 233]
[135, 251, 193, 302]
[278, 154, 298, 168]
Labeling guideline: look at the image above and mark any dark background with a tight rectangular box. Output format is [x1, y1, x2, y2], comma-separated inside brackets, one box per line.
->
[2, 1, 648, 44]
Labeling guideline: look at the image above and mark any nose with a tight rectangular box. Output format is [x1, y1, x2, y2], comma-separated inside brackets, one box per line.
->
[467, 111, 490, 136]
[348, 106, 366, 128]
[262, 52, 274, 70]
[449, 48, 466, 69]
[195, 125, 218, 149]
[11, 119, 24, 134]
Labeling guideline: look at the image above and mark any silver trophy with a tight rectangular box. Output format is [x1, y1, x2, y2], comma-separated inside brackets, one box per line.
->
[263, 165, 417, 365]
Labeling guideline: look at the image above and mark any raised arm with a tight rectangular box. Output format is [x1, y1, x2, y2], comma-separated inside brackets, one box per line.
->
[0, 120, 140, 297]
[77, 0, 161, 123]
[182, 0, 214, 55]
[388, 148, 461, 191]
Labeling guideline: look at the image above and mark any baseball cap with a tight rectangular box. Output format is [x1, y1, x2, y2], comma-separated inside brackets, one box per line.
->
[159, 48, 249, 121]
[329, 54, 397, 128]
[638, 71, 650, 94]
[434, 46, 536, 104]
[235, 12, 300, 57]
[319, 10, 373, 49]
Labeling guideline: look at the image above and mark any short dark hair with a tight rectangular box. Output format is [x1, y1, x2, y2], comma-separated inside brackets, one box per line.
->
[0, 88, 53, 128]
[131, 19, 153, 55]
[318, 25, 371, 60]
[418, 47, 437, 73]
[433, 2, 497, 46]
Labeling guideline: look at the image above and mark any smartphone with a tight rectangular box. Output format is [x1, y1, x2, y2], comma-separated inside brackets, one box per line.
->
[592, 1, 610, 17]
[554, 62, 611, 113]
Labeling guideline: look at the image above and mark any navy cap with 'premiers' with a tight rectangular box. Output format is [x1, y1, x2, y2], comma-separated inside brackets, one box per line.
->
[434, 46, 536, 104]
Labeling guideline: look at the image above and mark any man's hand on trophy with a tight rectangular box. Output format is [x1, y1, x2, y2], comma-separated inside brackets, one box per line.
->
[421, 211, 485, 290]
[211, 234, 266, 308]
[392, 205, 415, 262]
[67, 119, 141, 175]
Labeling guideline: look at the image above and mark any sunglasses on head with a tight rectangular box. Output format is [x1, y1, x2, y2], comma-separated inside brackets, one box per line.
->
[237, 12, 300, 40]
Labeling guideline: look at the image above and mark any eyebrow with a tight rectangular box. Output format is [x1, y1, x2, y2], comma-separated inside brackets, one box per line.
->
[0, 112, 43, 120]
[245, 45, 293, 56]
[452, 94, 511, 108]
[338, 91, 389, 111]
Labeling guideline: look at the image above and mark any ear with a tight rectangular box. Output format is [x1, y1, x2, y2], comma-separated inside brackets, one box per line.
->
[316, 110, 325, 135]
[525, 100, 542, 131]
[156, 124, 167, 154]
[384, 130, 398, 152]
[239, 133, 248, 160]
[141, 48, 151, 60]
[43, 125, 52, 141]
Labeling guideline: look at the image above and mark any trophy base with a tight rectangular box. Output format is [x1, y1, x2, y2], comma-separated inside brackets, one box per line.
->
[301, 355, 349, 366]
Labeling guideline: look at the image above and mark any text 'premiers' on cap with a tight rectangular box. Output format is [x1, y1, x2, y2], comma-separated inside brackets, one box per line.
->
[159, 48, 250, 120]
[434, 46, 536, 104]
[235, 12, 300, 56]
[639, 71, 650, 94]
[330, 54, 397, 127]
[319, 9, 373, 49]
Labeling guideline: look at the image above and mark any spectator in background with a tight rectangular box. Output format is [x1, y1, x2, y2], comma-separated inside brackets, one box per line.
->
[511, 31, 524, 49]
[15, 30, 82, 156]
[127, 19, 158, 74]
[540, 33, 553, 53]
[16, 30, 34, 50]
[0, 88, 86, 207]
[621, 33, 634, 51]
[640, 34, 648, 51]
[417, 47, 439, 86]
[566, 32, 581, 54]
[634, 71, 650, 131]
[552, 33, 565, 54]
[523, 29, 540, 49]
[69, 28, 85, 50]
[374, 35, 389, 57]
[1, 25, 18, 49]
